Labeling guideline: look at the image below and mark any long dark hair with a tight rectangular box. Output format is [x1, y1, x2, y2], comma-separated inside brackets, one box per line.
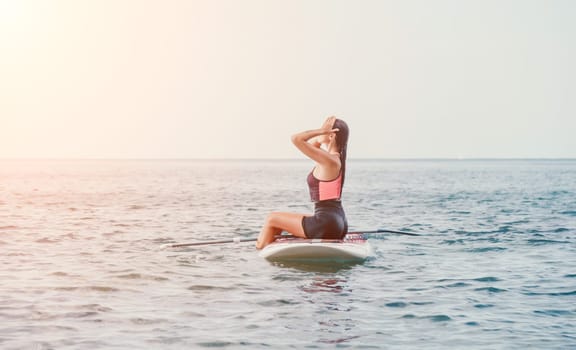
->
[333, 118, 349, 189]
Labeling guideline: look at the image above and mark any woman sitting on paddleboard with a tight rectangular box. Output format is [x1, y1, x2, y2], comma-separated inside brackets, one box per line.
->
[256, 116, 349, 249]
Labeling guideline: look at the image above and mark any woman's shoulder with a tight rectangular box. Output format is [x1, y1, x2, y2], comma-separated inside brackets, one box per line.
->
[316, 151, 340, 165]
[313, 157, 341, 180]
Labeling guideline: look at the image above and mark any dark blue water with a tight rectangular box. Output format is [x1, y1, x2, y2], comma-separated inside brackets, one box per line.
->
[1, 159, 575, 349]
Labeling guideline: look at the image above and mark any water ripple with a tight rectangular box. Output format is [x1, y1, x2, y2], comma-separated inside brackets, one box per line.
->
[1, 159, 575, 349]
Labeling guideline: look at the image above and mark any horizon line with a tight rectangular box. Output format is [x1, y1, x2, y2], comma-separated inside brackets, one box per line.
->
[1, 157, 575, 161]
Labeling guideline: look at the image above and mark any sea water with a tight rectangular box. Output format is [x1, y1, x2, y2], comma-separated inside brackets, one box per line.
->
[1, 159, 575, 349]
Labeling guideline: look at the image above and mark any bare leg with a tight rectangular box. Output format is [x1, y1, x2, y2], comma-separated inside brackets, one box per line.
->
[256, 212, 308, 249]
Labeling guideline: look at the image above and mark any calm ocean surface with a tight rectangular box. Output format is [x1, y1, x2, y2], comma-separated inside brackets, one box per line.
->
[1, 159, 575, 349]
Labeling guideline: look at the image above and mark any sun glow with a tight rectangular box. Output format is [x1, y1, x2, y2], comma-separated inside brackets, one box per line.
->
[0, 1, 26, 24]
[0, 1, 49, 43]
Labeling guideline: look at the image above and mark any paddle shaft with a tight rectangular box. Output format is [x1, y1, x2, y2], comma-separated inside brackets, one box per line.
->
[167, 237, 258, 248]
[355, 229, 420, 236]
[164, 228, 419, 248]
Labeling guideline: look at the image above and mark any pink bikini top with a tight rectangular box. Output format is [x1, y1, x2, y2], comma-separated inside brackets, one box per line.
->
[306, 169, 343, 202]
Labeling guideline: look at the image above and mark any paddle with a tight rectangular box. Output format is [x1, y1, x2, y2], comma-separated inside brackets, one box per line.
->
[356, 229, 420, 237]
[162, 237, 258, 249]
[162, 228, 420, 249]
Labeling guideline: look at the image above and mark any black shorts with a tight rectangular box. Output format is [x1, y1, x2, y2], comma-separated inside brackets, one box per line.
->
[302, 200, 348, 239]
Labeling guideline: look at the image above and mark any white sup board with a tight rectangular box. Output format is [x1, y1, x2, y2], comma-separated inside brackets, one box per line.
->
[259, 233, 372, 262]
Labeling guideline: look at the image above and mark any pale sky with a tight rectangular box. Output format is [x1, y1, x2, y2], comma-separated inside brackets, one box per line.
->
[1, 0, 575, 159]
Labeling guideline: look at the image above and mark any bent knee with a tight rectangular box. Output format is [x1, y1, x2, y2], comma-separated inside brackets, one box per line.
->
[265, 212, 283, 226]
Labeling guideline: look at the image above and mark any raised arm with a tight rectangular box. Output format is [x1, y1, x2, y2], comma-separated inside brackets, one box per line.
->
[291, 127, 340, 167]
